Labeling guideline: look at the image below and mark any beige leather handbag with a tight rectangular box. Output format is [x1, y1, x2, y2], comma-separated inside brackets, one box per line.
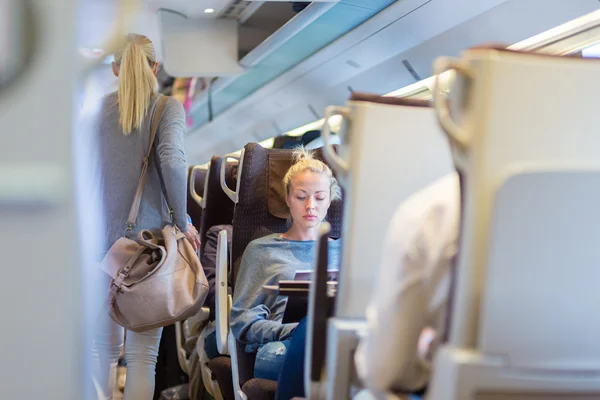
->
[100, 95, 208, 333]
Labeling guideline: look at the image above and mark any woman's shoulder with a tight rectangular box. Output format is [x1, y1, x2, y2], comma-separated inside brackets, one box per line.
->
[246, 233, 295, 251]
[161, 94, 184, 109]
[247, 233, 282, 248]
[157, 95, 185, 120]
[100, 91, 118, 113]
[240, 234, 283, 264]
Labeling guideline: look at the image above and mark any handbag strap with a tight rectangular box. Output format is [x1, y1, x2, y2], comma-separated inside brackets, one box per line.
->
[125, 95, 169, 236]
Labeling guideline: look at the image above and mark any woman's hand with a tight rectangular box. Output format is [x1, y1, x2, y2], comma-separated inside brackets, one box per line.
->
[184, 223, 201, 252]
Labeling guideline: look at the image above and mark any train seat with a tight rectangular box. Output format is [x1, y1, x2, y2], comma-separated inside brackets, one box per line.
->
[196, 156, 238, 399]
[426, 47, 600, 399]
[313, 92, 454, 399]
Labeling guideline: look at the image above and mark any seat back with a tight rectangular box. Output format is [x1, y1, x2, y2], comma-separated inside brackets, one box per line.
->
[427, 48, 600, 399]
[199, 156, 237, 256]
[322, 93, 454, 319]
[313, 93, 455, 399]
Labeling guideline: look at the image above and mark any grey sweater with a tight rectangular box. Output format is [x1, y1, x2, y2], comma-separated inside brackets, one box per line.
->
[230, 233, 341, 352]
[96, 92, 188, 251]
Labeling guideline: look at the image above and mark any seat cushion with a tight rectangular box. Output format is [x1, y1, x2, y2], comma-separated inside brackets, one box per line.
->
[242, 378, 278, 400]
[206, 356, 234, 400]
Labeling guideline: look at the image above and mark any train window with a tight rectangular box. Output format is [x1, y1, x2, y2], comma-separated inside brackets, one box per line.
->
[582, 42, 600, 58]
[259, 137, 275, 148]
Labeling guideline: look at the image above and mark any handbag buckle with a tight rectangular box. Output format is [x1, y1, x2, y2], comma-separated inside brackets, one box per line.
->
[125, 222, 135, 238]
[111, 281, 124, 295]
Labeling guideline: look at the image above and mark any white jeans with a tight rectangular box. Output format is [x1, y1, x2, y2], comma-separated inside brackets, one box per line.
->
[90, 275, 163, 400]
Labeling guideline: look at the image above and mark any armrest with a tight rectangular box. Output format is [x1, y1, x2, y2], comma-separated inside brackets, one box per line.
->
[228, 331, 248, 400]
[216, 229, 230, 355]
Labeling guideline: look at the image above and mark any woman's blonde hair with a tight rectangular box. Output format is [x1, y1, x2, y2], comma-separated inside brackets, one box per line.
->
[283, 146, 342, 201]
[114, 33, 158, 135]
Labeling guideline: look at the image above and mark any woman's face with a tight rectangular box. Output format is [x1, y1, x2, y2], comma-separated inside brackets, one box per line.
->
[286, 171, 332, 232]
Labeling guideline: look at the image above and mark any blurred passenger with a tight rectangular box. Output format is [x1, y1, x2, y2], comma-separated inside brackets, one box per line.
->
[229, 147, 342, 397]
[355, 172, 460, 394]
[91, 33, 200, 400]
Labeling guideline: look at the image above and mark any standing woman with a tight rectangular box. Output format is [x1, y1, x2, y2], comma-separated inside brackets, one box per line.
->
[91, 33, 200, 399]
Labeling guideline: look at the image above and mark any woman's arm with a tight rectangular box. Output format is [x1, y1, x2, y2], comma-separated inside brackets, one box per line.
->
[230, 242, 297, 350]
[155, 96, 188, 231]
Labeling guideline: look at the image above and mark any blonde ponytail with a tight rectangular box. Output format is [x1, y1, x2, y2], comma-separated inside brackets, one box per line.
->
[115, 34, 158, 135]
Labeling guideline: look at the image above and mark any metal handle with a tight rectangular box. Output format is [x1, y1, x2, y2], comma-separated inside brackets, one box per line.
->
[321, 106, 351, 177]
[189, 165, 208, 208]
[433, 57, 473, 152]
[220, 153, 241, 203]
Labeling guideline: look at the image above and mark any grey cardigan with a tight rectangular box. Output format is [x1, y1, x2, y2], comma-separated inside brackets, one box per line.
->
[96, 92, 188, 251]
[230, 233, 341, 352]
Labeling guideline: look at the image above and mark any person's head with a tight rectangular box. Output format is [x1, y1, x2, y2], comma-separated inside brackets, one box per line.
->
[283, 147, 342, 234]
[112, 33, 159, 135]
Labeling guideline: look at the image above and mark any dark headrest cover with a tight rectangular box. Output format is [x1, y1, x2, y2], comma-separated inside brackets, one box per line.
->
[302, 130, 321, 143]
[272, 130, 324, 150]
